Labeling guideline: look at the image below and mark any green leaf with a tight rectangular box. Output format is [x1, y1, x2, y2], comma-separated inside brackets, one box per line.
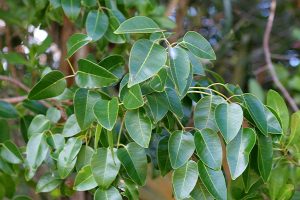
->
[146, 93, 168, 123]
[257, 134, 273, 182]
[58, 138, 82, 178]
[81, 0, 96, 7]
[169, 47, 191, 96]
[74, 165, 97, 191]
[125, 109, 152, 148]
[61, 0, 81, 21]
[86, 10, 109, 41]
[76, 145, 94, 171]
[94, 187, 122, 200]
[36, 173, 61, 193]
[94, 97, 119, 131]
[169, 130, 195, 169]
[157, 136, 172, 176]
[26, 133, 49, 180]
[91, 148, 120, 189]
[46, 107, 61, 123]
[148, 67, 168, 92]
[190, 180, 214, 200]
[66, 33, 92, 58]
[265, 106, 282, 134]
[215, 103, 243, 143]
[163, 87, 184, 118]
[47, 134, 65, 151]
[226, 128, 256, 180]
[128, 39, 167, 87]
[62, 114, 81, 137]
[276, 184, 294, 200]
[194, 95, 226, 132]
[194, 128, 222, 170]
[27, 114, 50, 138]
[0, 101, 18, 119]
[243, 93, 268, 135]
[74, 88, 100, 130]
[123, 178, 139, 200]
[172, 160, 198, 199]
[183, 31, 216, 60]
[114, 16, 163, 34]
[0, 120, 9, 142]
[0, 141, 23, 164]
[117, 142, 147, 186]
[28, 70, 66, 100]
[99, 55, 125, 78]
[104, 10, 127, 44]
[76, 59, 118, 88]
[187, 51, 205, 76]
[267, 90, 289, 132]
[288, 111, 300, 147]
[2, 52, 30, 66]
[197, 161, 227, 200]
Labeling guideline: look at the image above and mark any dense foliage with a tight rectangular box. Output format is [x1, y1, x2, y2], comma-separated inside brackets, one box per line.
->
[1, 0, 300, 200]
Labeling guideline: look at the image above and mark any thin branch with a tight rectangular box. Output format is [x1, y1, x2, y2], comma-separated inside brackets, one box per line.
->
[0, 96, 27, 103]
[263, 0, 299, 111]
[0, 75, 30, 92]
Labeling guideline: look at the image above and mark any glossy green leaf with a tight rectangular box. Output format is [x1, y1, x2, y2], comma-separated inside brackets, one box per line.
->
[183, 31, 216, 60]
[94, 97, 119, 131]
[243, 93, 268, 135]
[169, 130, 195, 169]
[74, 88, 100, 130]
[194, 95, 226, 132]
[114, 16, 163, 34]
[157, 136, 172, 176]
[287, 111, 300, 147]
[76, 59, 118, 88]
[169, 47, 190, 96]
[187, 51, 205, 76]
[58, 138, 82, 178]
[257, 134, 273, 182]
[91, 148, 120, 189]
[46, 107, 61, 123]
[66, 33, 92, 57]
[76, 145, 94, 171]
[190, 180, 214, 200]
[172, 160, 198, 199]
[226, 128, 256, 180]
[197, 161, 227, 200]
[74, 165, 97, 191]
[86, 10, 108, 41]
[163, 87, 184, 118]
[128, 39, 167, 87]
[0, 101, 18, 119]
[149, 67, 168, 92]
[62, 114, 81, 137]
[94, 187, 122, 200]
[117, 142, 147, 186]
[215, 103, 243, 143]
[194, 128, 222, 170]
[104, 10, 127, 44]
[47, 134, 65, 152]
[99, 55, 125, 78]
[27, 114, 50, 138]
[267, 89, 289, 132]
[123, 178, 139, 200]
[265, 106, 282, 134]
[28, 70, 66, 100]
[36, 173, 61, 193]
[61, 0, 81, 21]
[146, 93, 168, 123]
[0, 141, 23, 164]
[125, 109, 152, 148]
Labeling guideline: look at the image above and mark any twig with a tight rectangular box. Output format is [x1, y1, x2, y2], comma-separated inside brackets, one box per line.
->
[263, 0, 299, 111]
[0, 75, 30, 92]
[0, 96, 27, 103]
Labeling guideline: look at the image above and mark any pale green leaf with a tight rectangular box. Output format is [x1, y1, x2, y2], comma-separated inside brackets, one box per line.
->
[94, 187, 122, 200]
[86, 10, 108, 41]
[74, 165, 97, 191]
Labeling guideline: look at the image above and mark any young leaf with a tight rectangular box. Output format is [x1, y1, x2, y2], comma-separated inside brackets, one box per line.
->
[215, 103, 243, 143]
[157, 136, 172, 176]
[0, 101, 18, 119]
[76, 59, 118, 88]
[66, 33, 92, 57]
[28, 70, 66, 100]
[267, 89, 289, 132]
[57, 138, 82, 178]
[94, 186, 122, 200]
[183, 31, 216, 60]
[243, 94, 268, 135]
[197, 161, 227, 200]
[172, 160, 198, 199]
[194, 128, 222, 170]
[0, 141, 23, 164]
[61, 0, 81, 21]
[146, 93, 168, 123]
[94, 97, 119, 131]
[128, 39, 167, 87]
[114, 16, 163, 34]
[257, 134, 273, 182]
[194, 95, 226, 132]
[62, 114, 81, 137]
[27, 115, 50, 138]
[125, 109, 152, 148]
[36, 173, 61, 193]
[86, 10, 109, 41]
[91, 148, 120, 189]
[76, 145, 94, 171]
[117, 142, 147, 186]
[74, 88, 100, 130]
[74, 165, 97, 191]
[168, 130, 195, 169]
[226, 128, 256, 180]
